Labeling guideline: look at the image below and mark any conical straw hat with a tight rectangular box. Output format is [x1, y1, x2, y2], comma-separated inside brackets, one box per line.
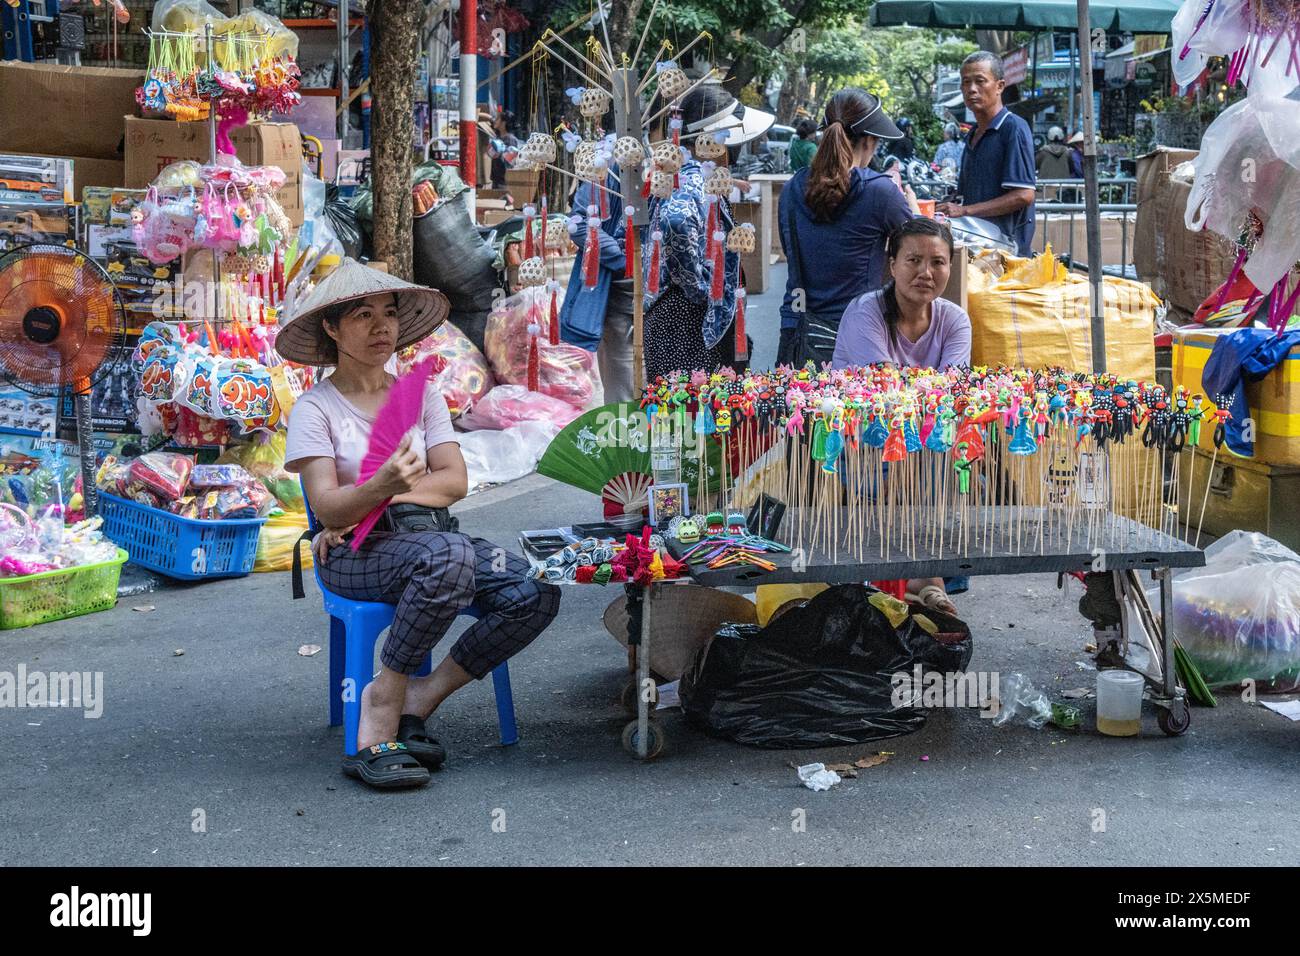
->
[274, 258, 449, 366]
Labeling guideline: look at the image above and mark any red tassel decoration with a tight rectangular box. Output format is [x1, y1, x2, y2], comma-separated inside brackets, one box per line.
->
[709, 230, 726, 302]
[583, 217, 600, 289]
[522, 204, 535, 260]
[705, 196, 718, 259]
[646, 229, 662, 295]
[624, 206, 636, 279]
[733, 288, 748, 360]
[527, 322, 541, 392]
[599, 183, 609, 221]
[642, 174, 652, 199]
[670, 115, 681, 147]
[539, 196, 548, 259]
[548, 280, 560, 345]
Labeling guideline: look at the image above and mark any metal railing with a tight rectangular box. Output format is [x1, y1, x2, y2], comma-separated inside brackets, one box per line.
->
[1034, 192, 1138, 278]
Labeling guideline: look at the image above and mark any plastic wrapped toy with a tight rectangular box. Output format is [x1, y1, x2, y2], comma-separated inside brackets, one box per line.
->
[128, 452, 195, 501]
[397, 321, 493, 418]
[189, 463, 253, 488]
[459, 384, 583, 431]
[484, 288, 602, 409]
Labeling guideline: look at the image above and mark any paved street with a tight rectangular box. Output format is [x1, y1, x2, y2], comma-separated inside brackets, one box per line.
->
[3, 263, 1297, 866]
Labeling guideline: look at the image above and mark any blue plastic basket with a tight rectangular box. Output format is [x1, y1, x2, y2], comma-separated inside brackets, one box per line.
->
[98, 493, 267, 581]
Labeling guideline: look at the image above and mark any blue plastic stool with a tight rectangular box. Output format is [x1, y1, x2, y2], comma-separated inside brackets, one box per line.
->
[302, 488, 519, 754]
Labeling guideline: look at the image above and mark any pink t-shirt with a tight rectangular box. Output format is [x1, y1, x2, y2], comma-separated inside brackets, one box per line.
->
[284, 377, 459, 486]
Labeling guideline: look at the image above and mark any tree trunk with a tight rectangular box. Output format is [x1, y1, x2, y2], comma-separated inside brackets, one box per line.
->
[368, 0, 423, 281]
[607, 0, 645, 60]
[776, 66, 809, 122]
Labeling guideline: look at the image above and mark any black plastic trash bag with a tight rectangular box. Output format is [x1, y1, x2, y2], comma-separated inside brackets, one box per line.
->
[680, 584, 973, 748]
[412, 192, 500, 315]
[324, 184, 364, 260]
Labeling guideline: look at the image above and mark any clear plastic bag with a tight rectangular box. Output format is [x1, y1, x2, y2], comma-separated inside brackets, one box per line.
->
[1185, 99, 1300, 292]
[990, 673, 1053, 729]
[458, 384, 581, 431]
[1159, 530, 1300, 689]
[397, 321, 493, 418]
[1171, 0, 1250, 88]
[458, 420, 562, 490]
[483, 287, 602, 409]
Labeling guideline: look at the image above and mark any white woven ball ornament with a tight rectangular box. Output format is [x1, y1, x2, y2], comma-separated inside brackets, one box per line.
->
[528, 132, 556, 163]
[574, 151, 599, 183]
[546, 224, 570, 250]
[517, 256, 547, 286]
[694, 135, 727, 160]
[649, 169, 674, 199]
[252, 253, 272, 275]
[579, 87, 611, 118]
[656, 67, 690, 101]
[726, 223, 756, 254]
[613, 136, 645, 168]
[704, 166, 733, 196]
[651, 140, 682, 173]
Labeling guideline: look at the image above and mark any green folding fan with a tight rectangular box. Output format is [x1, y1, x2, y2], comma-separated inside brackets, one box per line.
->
[538, 403, 723, 515]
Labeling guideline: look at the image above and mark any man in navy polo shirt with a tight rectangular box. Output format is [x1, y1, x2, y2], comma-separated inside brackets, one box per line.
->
[936, 51, 1037, 255]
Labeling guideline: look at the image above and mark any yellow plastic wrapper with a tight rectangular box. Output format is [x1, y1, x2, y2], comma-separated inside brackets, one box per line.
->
[966, 246, 1160, 381]
[755, 583, 829, 626]
[254, 510, 310, 573]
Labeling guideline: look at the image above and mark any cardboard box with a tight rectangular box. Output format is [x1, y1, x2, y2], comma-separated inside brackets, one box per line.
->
[1176, 446, 1300, 551]
[1134, 147, 1237, 314]
[1135, 147, 1197, 281]
[124, 116, 304, 225]
[1171, 325, 1300, 467]
[0, 61, 141, 161]
[1034, 212, 1132, 268]
[479, 205, 514, 227]
[503, 168, 539, 204]
[0, 152, 126, 199]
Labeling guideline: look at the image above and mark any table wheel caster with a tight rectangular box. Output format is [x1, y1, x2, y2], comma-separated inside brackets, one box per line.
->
[620, 676, 658, 715]
[622, 719, 666, 760]
[1157, 700, 1190, 736]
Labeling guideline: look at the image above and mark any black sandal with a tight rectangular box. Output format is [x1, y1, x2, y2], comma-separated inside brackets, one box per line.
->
[396, 714, 447, 771]
[342, 741, 430, 789]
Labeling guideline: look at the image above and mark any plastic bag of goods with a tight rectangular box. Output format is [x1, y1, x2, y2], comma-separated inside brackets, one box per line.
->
[396, 322, 492, 418]
[216, 432, 303, 512]
[458, 384, 581, 431]
[254, 510, 311, 573]
[1159, 531, 1300, 690]
[680, 584, 973, 748]
[484, 287, 602, 409]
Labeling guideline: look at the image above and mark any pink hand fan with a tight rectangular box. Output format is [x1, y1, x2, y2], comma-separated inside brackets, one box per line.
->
[349, 355, 440, 550]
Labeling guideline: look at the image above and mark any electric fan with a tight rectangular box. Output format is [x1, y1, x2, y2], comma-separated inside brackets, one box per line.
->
[0, 243, 129, 516]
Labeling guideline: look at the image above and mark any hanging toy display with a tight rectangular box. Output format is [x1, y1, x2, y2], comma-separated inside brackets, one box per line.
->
[517, 255, 548, 287]
[727, 222, 757, 254]
[613, 135, 646, 169]
[654, 60, 691, 102]
[693, 130, 729, 161]
[517, 131, 558, 170]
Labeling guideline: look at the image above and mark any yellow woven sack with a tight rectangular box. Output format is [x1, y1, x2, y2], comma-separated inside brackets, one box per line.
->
[967, 246, 1160, 381]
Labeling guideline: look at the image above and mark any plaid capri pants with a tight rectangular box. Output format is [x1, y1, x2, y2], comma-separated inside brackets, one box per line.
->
[317, 532, 560, 678]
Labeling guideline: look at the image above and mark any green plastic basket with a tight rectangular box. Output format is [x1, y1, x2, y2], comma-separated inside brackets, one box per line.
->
[0, 549, 129, 630]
